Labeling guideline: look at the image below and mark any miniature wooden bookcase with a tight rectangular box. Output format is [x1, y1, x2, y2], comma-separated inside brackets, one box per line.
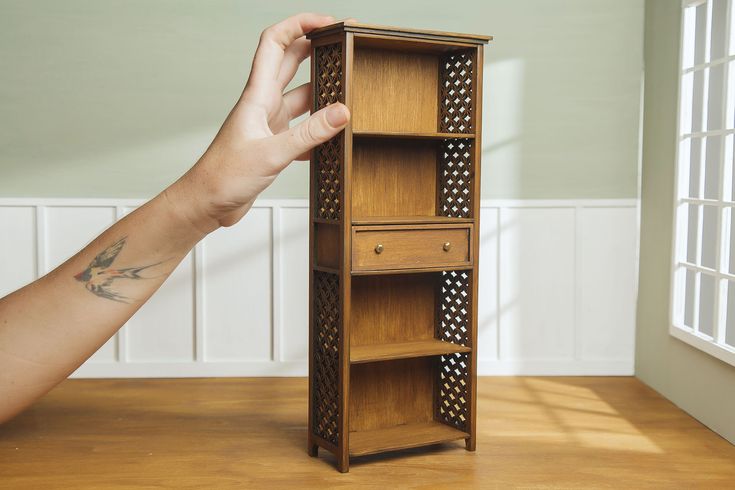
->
[306, 22, 491, 472]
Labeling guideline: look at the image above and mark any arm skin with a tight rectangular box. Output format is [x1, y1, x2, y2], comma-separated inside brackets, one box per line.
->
[0, 13, 350, 424]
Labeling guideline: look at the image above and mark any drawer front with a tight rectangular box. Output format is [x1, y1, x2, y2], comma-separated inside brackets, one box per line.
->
[352, 225, 472, 272]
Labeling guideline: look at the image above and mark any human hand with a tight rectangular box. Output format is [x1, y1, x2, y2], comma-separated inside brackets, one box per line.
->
[166, 13, 350, 234]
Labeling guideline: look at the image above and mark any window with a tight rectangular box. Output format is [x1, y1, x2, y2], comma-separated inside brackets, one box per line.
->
[671, 0, 735, 366]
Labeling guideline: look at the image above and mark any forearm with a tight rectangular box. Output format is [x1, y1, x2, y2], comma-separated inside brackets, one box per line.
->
[0, 12, 349, 424]
[0, 185, 209, 422]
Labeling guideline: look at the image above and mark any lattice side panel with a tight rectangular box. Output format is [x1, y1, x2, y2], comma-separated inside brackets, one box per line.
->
[314, 43, 344, 222]
[438, 139, 474, 218]
[439, 50, 475, 134]
[312, 271, 341, 445]
[436, 270, 472, 432]
[437, 270, 471, 346]
[315, 43, 343, 109]
[437, 352, 471, 432]
[315, 138, 343, 221]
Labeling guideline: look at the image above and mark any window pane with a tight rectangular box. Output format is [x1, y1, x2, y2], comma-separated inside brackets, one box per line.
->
[707, 65, 725, 130]
[725, 135, 734, 200]
[699, 273, 716, 337]
[701, 205, 718, 268]
[727, 280, 735, 347]
[704, 136, 722, 199]
[685, 269, 697, 328]
[727, 207, 735, 275]
[683, 5, 696, 68]
[681, 72, 694, 134]
[710, 0, 728, 61]
[692, 69, 706, 133]
[686, 137, 702, 197]
[694, 1, 708, 65]
[728, 62, 735, 130]
[687, 204, 700, 264]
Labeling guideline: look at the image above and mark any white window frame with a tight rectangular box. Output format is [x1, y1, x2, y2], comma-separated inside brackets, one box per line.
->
[670, 0, 735, 367]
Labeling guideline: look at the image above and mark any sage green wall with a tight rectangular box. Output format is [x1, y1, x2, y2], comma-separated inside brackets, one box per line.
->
[636, 0, 735, 444]
[0, 0, 643, 199]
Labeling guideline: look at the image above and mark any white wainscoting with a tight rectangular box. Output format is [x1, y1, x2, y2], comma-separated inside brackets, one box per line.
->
[0, 198, 638, 377]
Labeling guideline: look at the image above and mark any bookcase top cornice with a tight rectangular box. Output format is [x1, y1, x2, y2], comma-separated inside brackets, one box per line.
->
[306, 21, 492, 45]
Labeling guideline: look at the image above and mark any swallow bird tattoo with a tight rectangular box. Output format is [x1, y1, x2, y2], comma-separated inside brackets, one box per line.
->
[73, 236, 162, 303]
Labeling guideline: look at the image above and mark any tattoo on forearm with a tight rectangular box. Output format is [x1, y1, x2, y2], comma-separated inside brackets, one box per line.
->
[73, 236, 163, 303]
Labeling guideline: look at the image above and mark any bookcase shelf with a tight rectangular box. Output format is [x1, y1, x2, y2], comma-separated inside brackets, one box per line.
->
[353, 130, 475, 140]
[349, 421, 469, 457]
[351, 216, 474, 225]
[351, 339, 472, 364]
[307, 21, 490, 472]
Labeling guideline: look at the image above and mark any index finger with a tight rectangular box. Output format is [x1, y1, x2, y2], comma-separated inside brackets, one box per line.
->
[247, 13, 335, 89]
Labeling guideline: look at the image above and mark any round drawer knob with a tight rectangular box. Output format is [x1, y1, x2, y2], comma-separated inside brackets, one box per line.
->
[443, 242, 452, 252]
[375, 244, 384, 254]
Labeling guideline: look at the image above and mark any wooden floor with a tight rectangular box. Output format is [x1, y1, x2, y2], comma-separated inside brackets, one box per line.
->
[1, 377, 734, 489]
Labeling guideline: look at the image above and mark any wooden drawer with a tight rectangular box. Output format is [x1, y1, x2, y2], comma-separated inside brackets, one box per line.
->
[352, 224, 472, 272]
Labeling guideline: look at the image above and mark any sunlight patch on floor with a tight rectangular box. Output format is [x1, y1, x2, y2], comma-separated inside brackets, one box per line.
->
[480, 378, 664, 454]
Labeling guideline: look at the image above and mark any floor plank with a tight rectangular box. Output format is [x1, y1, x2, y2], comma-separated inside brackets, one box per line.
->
[0, 377, 734, 488]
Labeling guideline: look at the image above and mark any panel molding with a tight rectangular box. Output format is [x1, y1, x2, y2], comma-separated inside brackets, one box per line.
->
[0, 198, 638, 377]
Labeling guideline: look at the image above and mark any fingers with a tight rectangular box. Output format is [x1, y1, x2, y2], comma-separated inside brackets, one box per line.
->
[277, 38, 311, 90]
[268, 103, 350, 168]
[276, 17, 358, 90]
[248, 13, 334, 89]
[283, 83, 311, 119]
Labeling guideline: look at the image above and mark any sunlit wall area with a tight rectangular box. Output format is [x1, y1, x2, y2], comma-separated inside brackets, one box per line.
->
[0, 0, 643, 200]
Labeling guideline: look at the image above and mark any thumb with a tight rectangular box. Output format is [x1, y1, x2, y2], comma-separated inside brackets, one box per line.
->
[270, 102, 350, 165]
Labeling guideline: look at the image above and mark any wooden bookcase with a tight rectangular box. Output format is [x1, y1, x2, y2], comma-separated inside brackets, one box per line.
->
[306, 22, 491, 472]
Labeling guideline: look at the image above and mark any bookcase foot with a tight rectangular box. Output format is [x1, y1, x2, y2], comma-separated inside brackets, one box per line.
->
[337, 454, 350, 473]
[308, 442, 319, 457]
[465, 437, 476, 451]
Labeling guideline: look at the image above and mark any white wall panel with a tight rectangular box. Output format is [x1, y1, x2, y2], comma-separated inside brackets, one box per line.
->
[499, 207, 576, 361]
[279, 207, 309, 363]
[125, 253, 195, 362]
[202, 207, 272, 362]
[45, 206, 118, 362]
[477, 207, 499, 361]
[0, 198, 638, 377]
[578, 207, 638, 361]
[0, 207, 36, 298]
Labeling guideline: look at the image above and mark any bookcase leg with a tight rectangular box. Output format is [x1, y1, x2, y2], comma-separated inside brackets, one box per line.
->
[465, 436, 476, 452]
[337, 452, 350, 473]
[308, 442, 319, 457]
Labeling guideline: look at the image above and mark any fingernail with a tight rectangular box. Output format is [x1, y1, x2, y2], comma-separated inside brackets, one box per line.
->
[326, 103, 349, 127]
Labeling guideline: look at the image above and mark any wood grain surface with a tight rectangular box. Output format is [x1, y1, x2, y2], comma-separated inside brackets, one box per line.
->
[351, 273, 436, 346]
[1, 377, 734, 488]
[352, 48, 439, 133]
[307, 21, 492, 44]
[352, 225, 471, 271]
[351, 138, 439, 219]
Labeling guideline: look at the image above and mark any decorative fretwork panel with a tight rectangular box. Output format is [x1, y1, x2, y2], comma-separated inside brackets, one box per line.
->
[314, 43, 344, 221]
[437, 270, 471, 347]
[313, 271, 341, 445]
[439, 50, 475, 133]
[436, 352, 470, 432]
[436, 271, 472, 432]
[438, 139, 474, 218]
[315, 138, 343, 221]
[315, 44, 343, 109]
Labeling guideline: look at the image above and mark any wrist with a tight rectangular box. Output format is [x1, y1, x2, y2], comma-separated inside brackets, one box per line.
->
[160, 179, 220, 242]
